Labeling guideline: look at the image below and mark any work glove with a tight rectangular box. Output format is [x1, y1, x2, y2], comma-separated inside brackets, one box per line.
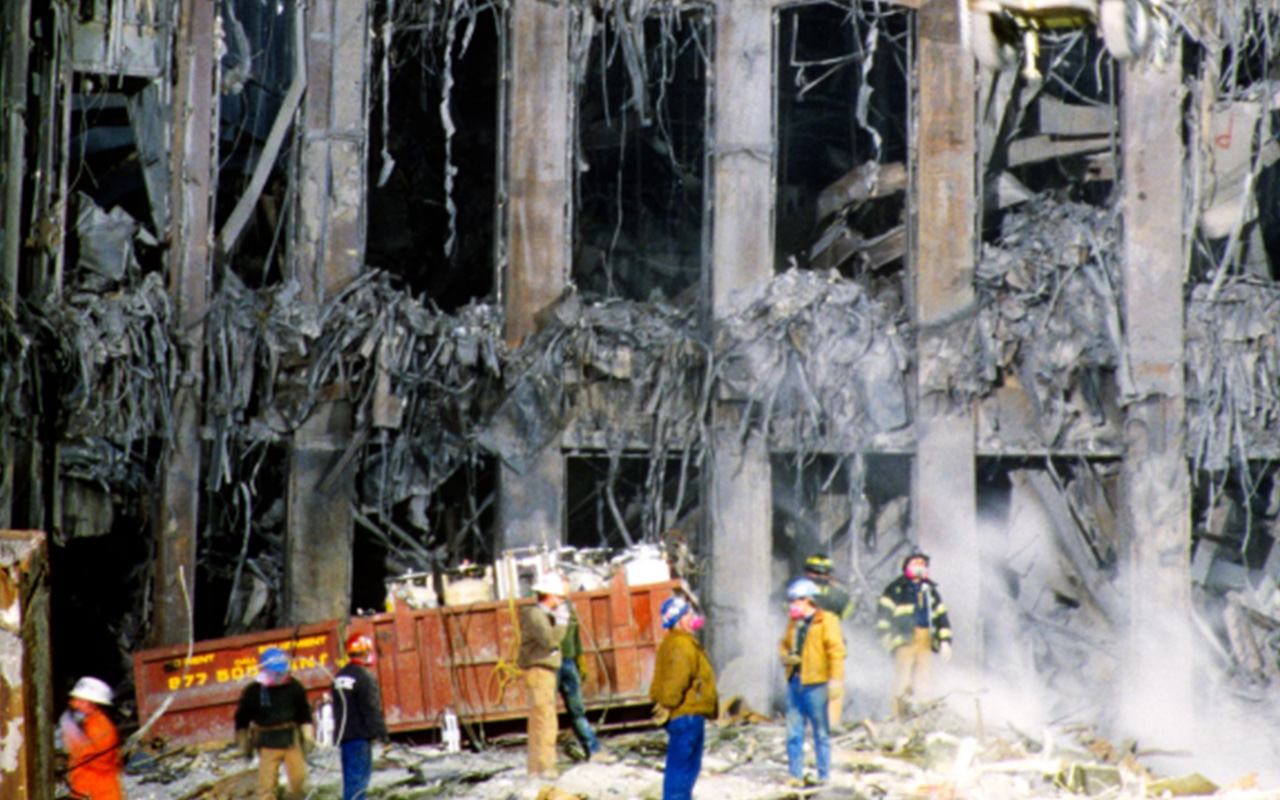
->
[939, 642, 953, 663]
[299, 724, 316, 755]
[651, 704, 671, 726]
[235, 728, 253, 760]
[781, 654, 803, 668]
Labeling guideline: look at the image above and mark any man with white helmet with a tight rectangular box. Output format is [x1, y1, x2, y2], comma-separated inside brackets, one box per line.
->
[234, 646, 316, 800]
[62, 676, 123, 800]
[518, 572, 570, 778]
[778, 577, 846, 787]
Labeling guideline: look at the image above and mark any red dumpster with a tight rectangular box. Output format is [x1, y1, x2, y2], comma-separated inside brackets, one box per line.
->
[132, 623, 343, 747]
[132, 574, 677, 746]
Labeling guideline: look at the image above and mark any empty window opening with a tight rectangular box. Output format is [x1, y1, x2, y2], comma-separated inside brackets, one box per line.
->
[367, 1, 500, 309]
[565, 454, 701, 555]
[572, 5, 710, 303]
[355, 451, 499, 608]
[214, 0, 297, 287]
[774, 1, 911, 298]
[771, 452, 909, 615]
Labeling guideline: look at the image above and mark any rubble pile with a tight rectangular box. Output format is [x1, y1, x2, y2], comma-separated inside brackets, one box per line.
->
[117, 708, 1275, 800]
[717, 268, 910, 449]
[971, 197, 1124, 447]
[1186, 280, 1280, 474]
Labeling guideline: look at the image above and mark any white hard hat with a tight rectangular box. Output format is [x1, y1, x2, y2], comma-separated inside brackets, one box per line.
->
[70, 676, 114, 706]
[531, 572, 567, 597]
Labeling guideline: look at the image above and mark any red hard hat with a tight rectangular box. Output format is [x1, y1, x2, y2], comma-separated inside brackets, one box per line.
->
[347, 633, 373, 655]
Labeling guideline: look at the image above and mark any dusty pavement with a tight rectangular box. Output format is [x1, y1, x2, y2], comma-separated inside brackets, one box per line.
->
[115, 705, 1280, 800]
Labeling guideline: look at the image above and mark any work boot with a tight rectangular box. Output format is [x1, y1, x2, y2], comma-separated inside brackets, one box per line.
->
[589, 749, 619, 764]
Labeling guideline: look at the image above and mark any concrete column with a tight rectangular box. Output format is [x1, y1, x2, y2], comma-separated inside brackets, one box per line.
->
[155, 0, 216, 646]
[706, 1, 775, 714]
[911, 0, 979, 671]
[497, 1, 572, 551]
[1118, 52, 1192, 747]
[285, 0, 368, 624]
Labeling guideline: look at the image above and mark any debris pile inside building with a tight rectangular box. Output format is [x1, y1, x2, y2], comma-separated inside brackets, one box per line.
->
[6, 0, 1280, 797]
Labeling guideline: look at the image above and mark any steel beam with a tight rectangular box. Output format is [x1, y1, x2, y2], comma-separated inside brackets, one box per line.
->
[706, 2, 774, 715]
[285, 0, 368, 624]
[1118, 51, 1192, 747]
[497, 1, 571, 550]
[911, 0, 979, 675]
[155, 0, 216, 647]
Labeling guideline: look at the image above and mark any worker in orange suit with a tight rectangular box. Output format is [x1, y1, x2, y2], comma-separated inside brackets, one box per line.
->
[61, 676, 124, 800]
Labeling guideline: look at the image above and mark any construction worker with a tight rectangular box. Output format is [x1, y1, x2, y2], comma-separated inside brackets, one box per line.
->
[779, 578, 846, 787]
[518, 572, 570, 778]
[557, 579, 618, 763]
[61, 676, 123, 800]
[802, 553, 854, 727]
[650, 595, 717, 800]
[334, 633, 387, 800]
[234, 646, 316, 800]
[876, 551, 952, 717]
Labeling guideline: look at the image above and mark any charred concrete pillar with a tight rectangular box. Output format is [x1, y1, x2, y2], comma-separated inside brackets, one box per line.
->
[155, 0, 217, 646]
[285, 0, 369, 623]
[1118, 52, 1192, 747]
[497, 1, 572, 551]
[706, 1, 774, 713]
[0, 531, 54, 800]
[911, 0, 979, 675]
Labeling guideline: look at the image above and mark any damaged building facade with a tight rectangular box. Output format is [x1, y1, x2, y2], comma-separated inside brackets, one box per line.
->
[5, 0, 1280, 777]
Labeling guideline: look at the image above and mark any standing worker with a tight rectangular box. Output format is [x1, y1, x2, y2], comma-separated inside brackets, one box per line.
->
[61, 676, 123, 800]
[876, 551, 952, 717]
[779, 578, 846, 787]
[234, 646, 316, 800]
[802, 553, 854, 727]
[334, 633, 387, 800]
[518, 572, 570, 779]
[557, 579, 618, 763]
[649, 595, 717, 800]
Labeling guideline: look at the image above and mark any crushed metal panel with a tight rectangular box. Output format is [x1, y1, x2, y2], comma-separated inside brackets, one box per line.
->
[125, 82, 172, 232]
[0, 531, 54, 800]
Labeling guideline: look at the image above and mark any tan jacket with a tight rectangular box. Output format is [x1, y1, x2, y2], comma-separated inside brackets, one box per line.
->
[518, 602, 568, 670]
[779, 610, 846, 685]
[649, 628, 718, 720]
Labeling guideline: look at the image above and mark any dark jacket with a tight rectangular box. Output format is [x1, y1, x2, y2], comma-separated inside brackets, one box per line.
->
[810, 576, 855, 619]
[234, 677, 314, 749]
[875, 575, 952, 652]
[334, 662, 387, 743]
[650, 628, 717, 720]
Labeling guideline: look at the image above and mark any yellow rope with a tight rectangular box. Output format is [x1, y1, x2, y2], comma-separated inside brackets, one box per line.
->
[487, 592, 525, 707]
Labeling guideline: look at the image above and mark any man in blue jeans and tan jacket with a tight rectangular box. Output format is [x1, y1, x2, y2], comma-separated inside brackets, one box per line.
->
[779, 577, 846, 787]
[650, 595, 717, 800]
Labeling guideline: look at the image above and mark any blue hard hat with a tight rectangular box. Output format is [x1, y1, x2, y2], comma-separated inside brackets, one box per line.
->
[787, 578, 820, 600]
[259, 646, 289, 673]
[661, 596, 690, 629]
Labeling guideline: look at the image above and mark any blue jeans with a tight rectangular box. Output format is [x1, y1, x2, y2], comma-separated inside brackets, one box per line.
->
[785, 675, 830, 780]
[558, 659, 601, 755]
[341, 739, 373, 800]
[663, 714, 705, 800]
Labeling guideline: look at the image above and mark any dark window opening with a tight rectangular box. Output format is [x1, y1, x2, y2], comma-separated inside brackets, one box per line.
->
[774, 1, 911, 303]
[366, 2, 500, 310]
[1192, 463, 1280, 579]
[215, 0, 297, 288]
[573, 7, 710, 303]
[565, 454, 701, 552]
[197, 442, 289, 638]
[354, 452, 498, 610]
